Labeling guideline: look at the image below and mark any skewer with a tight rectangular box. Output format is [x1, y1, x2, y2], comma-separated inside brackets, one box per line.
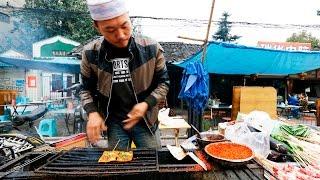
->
[112, 139, 121, 151]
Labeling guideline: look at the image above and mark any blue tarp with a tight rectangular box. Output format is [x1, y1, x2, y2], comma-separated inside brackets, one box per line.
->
[0, 56, 80, 73]
[178, 61, 209, 113]
[174, 42, 320, 75]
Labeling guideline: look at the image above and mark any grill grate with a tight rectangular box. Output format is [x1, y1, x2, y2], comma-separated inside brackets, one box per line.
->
[35, 148, 159, 176]
[0, 152, 57, 179]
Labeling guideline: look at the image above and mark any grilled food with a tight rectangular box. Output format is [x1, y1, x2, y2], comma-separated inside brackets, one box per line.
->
[117, 151, 134, 162]
[98, 151, 133, 163]
[98, 151, 118, 163]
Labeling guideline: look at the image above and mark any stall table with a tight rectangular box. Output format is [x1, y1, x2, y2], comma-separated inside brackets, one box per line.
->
[277, 104, 301, 118]
[208, 105, 232, 128]
[0, 149, 267, 179]
[159, 118, 190, 146]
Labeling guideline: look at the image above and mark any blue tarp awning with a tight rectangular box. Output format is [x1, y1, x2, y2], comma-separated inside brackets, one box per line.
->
[174, 42, 320, 75]
[0, 56, 80, 73]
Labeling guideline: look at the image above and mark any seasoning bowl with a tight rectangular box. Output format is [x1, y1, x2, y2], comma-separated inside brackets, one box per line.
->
[196, 131, 226, 149]
[204, 142, 254, 167]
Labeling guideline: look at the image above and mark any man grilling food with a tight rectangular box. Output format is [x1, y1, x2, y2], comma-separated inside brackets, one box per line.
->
[80, 0, 170, 150]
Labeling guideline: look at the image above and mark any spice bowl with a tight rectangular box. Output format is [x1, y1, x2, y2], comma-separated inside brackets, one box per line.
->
[204, 142, 254, 167]
[196, 131, 226, 149]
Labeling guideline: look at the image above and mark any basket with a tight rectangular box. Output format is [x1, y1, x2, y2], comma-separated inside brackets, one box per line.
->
[53, 133, 88, 151]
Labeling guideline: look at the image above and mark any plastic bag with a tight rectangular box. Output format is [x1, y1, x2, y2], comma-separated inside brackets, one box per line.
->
[224, 122, 250, 142]
[238, 131, 270, 157]
[225, 122, 270, 157]
[243, 110, 279, 135]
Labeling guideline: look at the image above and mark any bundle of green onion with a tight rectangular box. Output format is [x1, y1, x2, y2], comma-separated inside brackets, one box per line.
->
[279, 124, 310, 137]
[271, 124, 320, 167]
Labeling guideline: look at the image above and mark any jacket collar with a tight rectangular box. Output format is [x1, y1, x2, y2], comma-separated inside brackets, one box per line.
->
[99, 37, 135, 62]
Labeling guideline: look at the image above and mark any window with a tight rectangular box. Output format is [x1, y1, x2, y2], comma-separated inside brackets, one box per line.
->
[52, 74, 63, 91]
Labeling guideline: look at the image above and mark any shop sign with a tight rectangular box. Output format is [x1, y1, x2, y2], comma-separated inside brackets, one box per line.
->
[257, 41, 311, 51]
[28, 76, 36, 87]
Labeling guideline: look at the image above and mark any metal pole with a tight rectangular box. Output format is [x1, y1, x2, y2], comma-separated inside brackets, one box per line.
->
[201, 0, 216, 63]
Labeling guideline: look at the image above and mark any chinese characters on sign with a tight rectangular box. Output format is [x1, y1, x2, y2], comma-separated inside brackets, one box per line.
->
[257, 41, 311, 51]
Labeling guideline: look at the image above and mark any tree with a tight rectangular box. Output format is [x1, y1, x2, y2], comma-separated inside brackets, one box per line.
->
[286, 31, 320, 50]
[0, 0, 98, 56]
[22, 0, 98, 41]
[212, 12, 240, 42]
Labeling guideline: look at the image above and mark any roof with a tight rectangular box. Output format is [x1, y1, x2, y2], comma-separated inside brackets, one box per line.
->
[0, 49, 29, 59]
[0, 49, 29, 67]
[0, 56, 80, 73]
[174, 41, 320, 75]
[69, 36, 201, 61]
[159, 42, 201, 62]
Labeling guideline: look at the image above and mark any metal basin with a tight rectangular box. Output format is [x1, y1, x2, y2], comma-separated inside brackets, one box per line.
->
[196, 132, 226, 148]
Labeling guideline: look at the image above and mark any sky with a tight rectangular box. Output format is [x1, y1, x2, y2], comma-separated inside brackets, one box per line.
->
[1, 0, 319, 46]
[127, 0, 320, 25]
[126, 0, 320, 45]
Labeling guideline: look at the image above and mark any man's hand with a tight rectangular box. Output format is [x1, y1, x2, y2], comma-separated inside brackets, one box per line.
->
[86, 112, 107, 144]
[123, 102, 148, 130]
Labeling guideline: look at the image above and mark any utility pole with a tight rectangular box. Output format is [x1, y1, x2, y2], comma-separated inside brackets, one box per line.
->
[201, 0, 216, 63]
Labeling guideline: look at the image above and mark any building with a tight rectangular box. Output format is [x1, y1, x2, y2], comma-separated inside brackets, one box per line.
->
[0, 50, 29, 96]
[0, 36, 80, 101]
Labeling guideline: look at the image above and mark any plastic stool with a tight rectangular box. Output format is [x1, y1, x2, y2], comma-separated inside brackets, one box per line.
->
[38, 119, 58, 137]
[4, 108, 11, 115]
[0, 115, 9, 122]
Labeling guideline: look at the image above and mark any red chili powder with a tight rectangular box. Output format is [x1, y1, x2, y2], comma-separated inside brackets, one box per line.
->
[206, 143, 252, 160]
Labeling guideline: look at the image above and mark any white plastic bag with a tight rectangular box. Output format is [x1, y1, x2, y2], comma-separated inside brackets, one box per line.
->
[238, 131, 270, 157]
[224, 122, 250, 142]
[243, 110, 278, 135]
[225, 122, 270, 157]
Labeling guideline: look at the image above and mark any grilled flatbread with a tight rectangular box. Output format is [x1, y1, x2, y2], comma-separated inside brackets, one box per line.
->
[117, 151, 133, 162]
[98, 151, 118, 163]
[98, 151, 133, 163]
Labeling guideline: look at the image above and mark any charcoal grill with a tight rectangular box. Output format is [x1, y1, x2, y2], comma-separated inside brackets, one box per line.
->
[0, 148, 266, 179]
[35, 148, 159, 176]
[0, 151, 57, 179]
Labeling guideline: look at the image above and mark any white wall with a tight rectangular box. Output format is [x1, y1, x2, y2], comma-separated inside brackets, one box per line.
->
[0, 68, 26, 96]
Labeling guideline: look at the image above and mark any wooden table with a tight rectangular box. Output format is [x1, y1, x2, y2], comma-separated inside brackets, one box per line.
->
[159, 118, 190, 146]
[277, 104, 301, 118]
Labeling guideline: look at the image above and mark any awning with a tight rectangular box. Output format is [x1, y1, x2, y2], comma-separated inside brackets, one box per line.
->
[0, 56, 80, 73]
[174, 42, 320, 75]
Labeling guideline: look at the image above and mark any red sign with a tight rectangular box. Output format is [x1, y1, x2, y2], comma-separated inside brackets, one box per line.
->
[257, 41, 311, 51]
[27, 76, 36, 87]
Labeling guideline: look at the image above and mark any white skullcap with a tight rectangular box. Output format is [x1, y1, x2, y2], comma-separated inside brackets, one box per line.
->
[86, 0, 128, 21]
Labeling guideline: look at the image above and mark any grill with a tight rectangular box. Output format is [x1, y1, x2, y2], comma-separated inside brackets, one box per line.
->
[35, 148, 159, 176]
[0, 152, 57, 179]
[0, 148, 266, 179]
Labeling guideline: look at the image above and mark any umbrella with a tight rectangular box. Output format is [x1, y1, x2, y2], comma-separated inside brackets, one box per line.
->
[178, 61, 209, 114]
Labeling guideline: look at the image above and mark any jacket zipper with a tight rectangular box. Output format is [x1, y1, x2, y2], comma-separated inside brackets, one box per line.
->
[104, 53, 114, 122]
[128, 51, 155, 137]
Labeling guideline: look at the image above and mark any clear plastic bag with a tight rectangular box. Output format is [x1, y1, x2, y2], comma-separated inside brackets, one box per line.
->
[225, 122, 270, 157]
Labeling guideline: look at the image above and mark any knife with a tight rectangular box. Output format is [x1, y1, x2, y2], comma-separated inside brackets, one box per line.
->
[181, 143, 207, 171]
[187, 151, 208, 171]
